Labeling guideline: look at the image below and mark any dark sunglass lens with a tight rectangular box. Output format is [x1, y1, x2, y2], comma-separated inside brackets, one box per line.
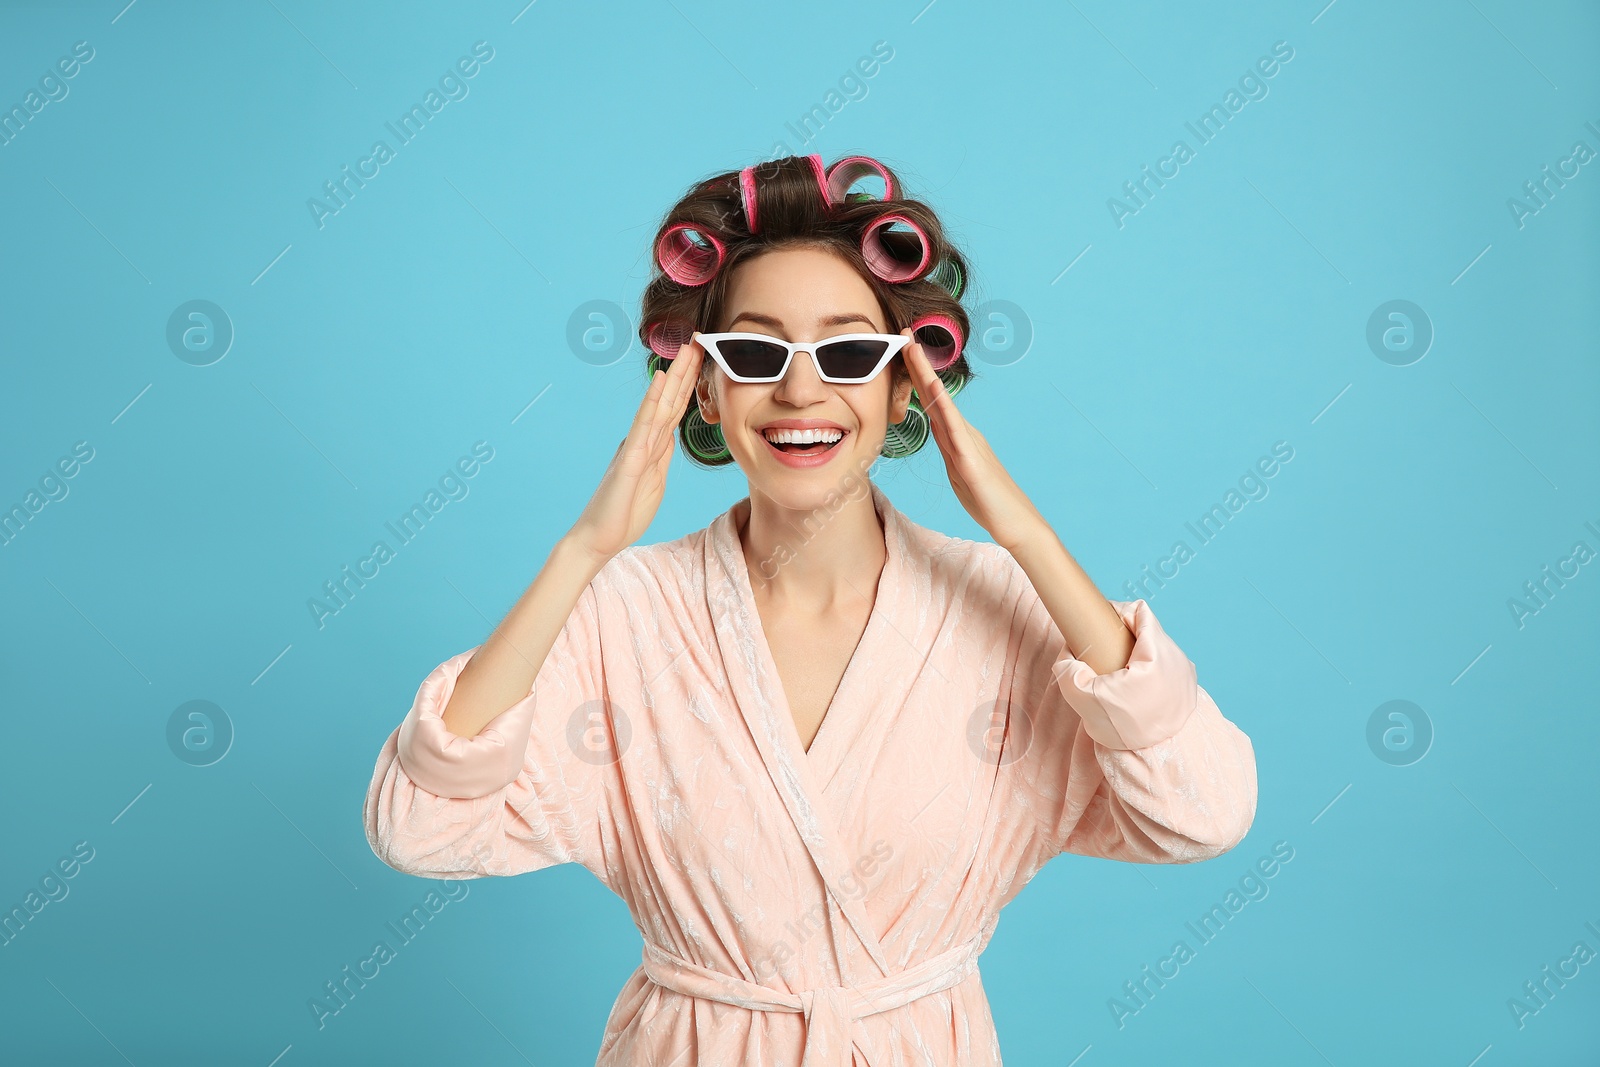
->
[719, 338, 788, 378]
[817, 338, 890, 380]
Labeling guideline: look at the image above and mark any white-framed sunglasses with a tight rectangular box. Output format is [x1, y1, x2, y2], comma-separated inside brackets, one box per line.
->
[696, 331, 910, 384]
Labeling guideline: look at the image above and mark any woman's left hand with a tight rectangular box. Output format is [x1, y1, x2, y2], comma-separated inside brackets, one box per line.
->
[898, 329, 1049, 553]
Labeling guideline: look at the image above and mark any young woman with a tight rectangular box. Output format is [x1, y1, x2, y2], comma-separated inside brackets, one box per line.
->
[364, 153, 1258, 1066]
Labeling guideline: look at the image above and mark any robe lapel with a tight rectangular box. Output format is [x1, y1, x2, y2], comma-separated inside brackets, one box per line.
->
[703, 482, 914, 980]
[800, 484, 916, 795]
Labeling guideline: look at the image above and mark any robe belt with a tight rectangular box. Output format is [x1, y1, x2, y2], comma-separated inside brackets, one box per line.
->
[640, 934, 984, 1067]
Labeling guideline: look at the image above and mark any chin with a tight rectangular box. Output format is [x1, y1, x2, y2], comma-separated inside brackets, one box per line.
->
[744, 436, 879, 512]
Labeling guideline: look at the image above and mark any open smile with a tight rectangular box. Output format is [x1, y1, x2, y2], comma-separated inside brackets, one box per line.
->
[759, 427, 848, 468]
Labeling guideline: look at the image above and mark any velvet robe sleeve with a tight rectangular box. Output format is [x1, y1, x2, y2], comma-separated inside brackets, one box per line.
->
[997, 572, 1259, 871]
[363, 579, 617, 885]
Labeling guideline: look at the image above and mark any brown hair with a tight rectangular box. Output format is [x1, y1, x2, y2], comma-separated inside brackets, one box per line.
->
[636, 154, 979, 468]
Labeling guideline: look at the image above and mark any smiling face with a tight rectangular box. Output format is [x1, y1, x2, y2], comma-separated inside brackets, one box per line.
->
[695, 245, 914, 509]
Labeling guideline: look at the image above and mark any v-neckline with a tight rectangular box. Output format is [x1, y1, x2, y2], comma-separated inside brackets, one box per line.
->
[721, 483, 902, 773]
[700, 480, 910, 978]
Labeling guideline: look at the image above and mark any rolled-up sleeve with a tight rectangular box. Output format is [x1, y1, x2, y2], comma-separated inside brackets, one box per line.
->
[363, 580, 617, 884]
[1002, 591, 1258, 869]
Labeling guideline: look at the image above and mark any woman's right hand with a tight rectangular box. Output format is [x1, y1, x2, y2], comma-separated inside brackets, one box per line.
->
[566, 336, 706, 564]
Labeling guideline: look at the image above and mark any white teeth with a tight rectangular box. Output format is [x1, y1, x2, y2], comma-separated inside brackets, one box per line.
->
[762, 427, 844, 445]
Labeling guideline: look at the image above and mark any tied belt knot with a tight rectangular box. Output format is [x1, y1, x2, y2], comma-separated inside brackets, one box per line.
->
[640, 934, 983, 1067]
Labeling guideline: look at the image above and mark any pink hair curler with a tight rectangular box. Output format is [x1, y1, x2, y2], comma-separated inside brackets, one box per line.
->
[909, 314, 964, 371]
[740, 155, 830, 231]
[803, 153, 830, 208]
[861, 213, 932, 283]
[655, 223, 725, 286]
[739, 166, 760, 234]
[825, 155, 896, 206]
[646, 318, 696, 359]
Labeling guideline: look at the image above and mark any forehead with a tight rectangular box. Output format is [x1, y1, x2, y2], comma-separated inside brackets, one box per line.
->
[720, 247, 884, 332]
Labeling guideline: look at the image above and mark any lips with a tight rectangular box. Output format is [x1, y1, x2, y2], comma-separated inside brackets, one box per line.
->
[759, 427, 848, 468]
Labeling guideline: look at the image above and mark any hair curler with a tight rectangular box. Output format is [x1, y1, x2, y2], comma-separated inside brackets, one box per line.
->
[655, 223, 725, 286]
[741, 154, 832, 232]
[739, 166, 761, 234]
[883, 401, 930, 457]
[683, 405, 730, 462]
[803, 153, 829, 208]
[908, 314, 964, 371]
[861, 213, 932, 283]
[825, 155, 896, 206]
[926, 256, 964, 299]
[935, 365, 967, 400]
[646, 318, 696, 360]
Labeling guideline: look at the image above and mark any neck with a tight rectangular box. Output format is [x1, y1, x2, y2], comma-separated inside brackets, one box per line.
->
[738, 484, 887, 611]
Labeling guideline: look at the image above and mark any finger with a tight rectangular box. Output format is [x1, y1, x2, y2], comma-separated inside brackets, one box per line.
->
[650, 385, 687, 478]
[647, 344, 700, 453]
[647, 340, 698, 423]
[901, 332, 948, 409]
[661, 340, 708, 441]
[652, 425, 677, 478]
[622, 384, 667, 471]
[664, 340, 703, 417]
[634, 368, 669, 431]
[653, 341, 697, 416]
[900, 328, 933, 389]
[906, 345, 973, 467]
[648, 363, 670, 399]
[905, 342, 962, 444]
[911, 346, 959, 428]
[896, 333, 946, 441]
[926, 399, 956, 457]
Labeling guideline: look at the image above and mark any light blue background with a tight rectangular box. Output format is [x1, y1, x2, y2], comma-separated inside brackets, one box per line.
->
[2, 1, 1597, 1064]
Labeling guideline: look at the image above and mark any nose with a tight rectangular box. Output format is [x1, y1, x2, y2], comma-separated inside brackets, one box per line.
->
[771, 342, 830, 405]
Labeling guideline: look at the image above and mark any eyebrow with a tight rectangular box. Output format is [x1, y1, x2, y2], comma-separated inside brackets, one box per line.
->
[726, 311, 878, 333]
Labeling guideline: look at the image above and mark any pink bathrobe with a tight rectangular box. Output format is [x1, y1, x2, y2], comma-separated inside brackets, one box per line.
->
[364, 482, 1258, 1066]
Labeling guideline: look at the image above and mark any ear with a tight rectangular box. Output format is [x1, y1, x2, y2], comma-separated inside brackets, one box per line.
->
[695, 368, 721, 425]
[888, 360, 914, 424]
